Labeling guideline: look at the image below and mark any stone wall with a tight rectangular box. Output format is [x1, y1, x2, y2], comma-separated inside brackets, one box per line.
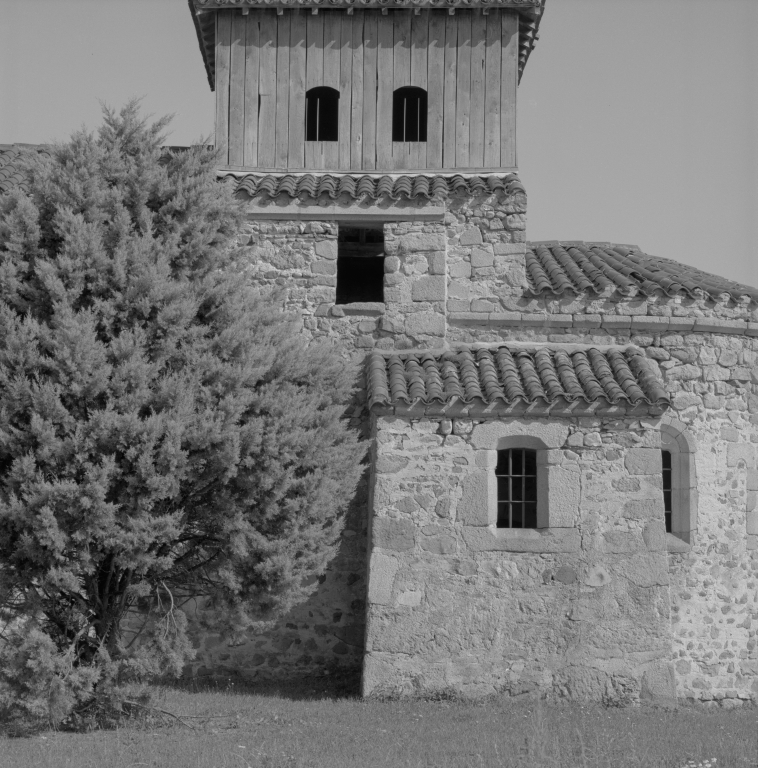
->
[364, 412, 678, 703]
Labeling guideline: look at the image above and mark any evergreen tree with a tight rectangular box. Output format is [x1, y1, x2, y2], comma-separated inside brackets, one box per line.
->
[0, 102, 365, 729]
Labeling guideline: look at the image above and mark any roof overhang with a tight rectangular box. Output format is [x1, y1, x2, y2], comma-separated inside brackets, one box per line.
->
[189, 0, 545, 92]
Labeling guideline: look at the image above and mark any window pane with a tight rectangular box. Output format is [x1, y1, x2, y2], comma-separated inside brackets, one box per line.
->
[661, 450, 672, 470]
[524, 475, 537, 503]
[525, 450, 537, 476]
[512, 478, 523, 502]
[524, 503, 537, 529]
[497, 502, 509, 528]
[665, 511, 672, 534]
[663, 489, 672, 513]
[511, 449, 523, 476]
[495, 450, 510, 475]
[511, 503, 523, 529]
[497, 475, 510, 503]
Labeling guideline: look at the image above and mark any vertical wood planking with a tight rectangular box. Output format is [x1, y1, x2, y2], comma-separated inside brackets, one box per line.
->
[376, 12, 394, 169]
[455, 12, 471, 167]
[468, 10, 486, 167]
[228, 11, 247, 166]
[305, 11, 324, 167]
[288, 10, 306, 168]
[257, 10, 278, 167]
[442, 12, 457, 168]
[362, 12, 378, 170]
[500, 11, 518, 167]
[243, 13, 260, 167]
[410, 10, 429, 169]
[275, 12, 291, 168]
[426, 11, 445, 169]
[392, 10, 412, 170]
[323, 11, 341, 169]
[426, 11, 446, 168]
[338, 13, 353, 170]
[350, 11, 365, 170]
[215, 11, 232, 165]
[483, 9, 501, 168]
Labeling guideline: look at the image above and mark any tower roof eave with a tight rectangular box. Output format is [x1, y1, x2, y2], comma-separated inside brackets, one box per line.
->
[188, 0, 545, 93]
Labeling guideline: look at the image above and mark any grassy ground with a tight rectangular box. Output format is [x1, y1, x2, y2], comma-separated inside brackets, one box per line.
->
[0, 678, 755, 768]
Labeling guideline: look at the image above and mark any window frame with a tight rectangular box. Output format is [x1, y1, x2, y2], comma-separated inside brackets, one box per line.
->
[305, 86, 340, 142]
[392, 86, 428, 143]
[660, 418, 698, 544]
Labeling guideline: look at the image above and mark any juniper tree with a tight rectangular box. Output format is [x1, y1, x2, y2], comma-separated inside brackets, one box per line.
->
[0, 102, 364, 727]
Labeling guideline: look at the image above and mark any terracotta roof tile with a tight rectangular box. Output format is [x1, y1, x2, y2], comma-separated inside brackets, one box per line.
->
[190, 1, 544, 89]
[526, 241, 758, 303]
[227, 172, 524, 201]
[367, 345, 670, 409]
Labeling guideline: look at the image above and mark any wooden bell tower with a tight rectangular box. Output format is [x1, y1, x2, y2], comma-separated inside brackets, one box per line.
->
[190, 1, 543, 174]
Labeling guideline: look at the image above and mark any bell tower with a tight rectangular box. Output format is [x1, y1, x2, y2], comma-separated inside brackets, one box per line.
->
[190, 1, 543, 174]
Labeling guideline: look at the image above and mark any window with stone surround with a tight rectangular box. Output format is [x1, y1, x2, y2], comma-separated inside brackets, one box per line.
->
[660, 418, 698, 544]
[305, 87, 339, 142]
[336, 226, 385, 304]
[496, 448, 538, 528]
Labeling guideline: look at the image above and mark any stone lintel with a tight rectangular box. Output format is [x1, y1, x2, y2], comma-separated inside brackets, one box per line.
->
[244, 201, 445, 221]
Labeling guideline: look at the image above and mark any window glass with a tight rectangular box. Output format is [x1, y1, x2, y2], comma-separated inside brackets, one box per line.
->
[496, 448, 538, 529]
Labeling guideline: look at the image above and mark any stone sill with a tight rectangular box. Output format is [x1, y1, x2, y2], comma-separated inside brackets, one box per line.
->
[448, 312, 751, 337]
[666, 533, 691, 553]
[332, 302, 385, 317]
[462, 526, 580, 553]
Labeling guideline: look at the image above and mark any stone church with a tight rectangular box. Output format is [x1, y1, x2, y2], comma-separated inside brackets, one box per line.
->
[2, 0, 756, 706]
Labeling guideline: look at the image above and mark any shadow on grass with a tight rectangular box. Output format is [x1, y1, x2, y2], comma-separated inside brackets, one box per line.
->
[165, 668, 362, 701]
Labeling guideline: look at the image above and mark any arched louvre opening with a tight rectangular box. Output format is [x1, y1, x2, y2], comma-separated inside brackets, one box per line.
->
[392, 87, 428, 143]
[306, 87, 339, 142]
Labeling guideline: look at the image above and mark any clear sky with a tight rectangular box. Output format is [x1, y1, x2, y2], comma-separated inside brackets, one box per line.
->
[1, 0, 755, 287]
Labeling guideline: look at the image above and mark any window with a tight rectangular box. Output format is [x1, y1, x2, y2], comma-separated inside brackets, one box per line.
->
[306, 87, 339, 142]
[336, 226, 385, 304]
[660, 418, 698, 544]
[496, 448, 538, 529]
[662, 449, 672, 533]
[392, 87, 427, 142]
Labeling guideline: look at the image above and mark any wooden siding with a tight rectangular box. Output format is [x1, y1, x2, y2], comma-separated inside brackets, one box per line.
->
[215, 8, 518, 172]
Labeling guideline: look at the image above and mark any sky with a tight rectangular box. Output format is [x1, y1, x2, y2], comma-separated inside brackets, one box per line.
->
[1, 0, 756, 287]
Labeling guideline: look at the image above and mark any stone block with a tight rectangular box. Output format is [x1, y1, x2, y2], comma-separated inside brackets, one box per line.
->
[727, 443, 755, 468]
[624, 448, 661, 475]
[311, 260, 337, 275]
[470, 420, 570, 450]
[471, 248, 494, 268]
[622, 499, 661, 519]
[463, 527, 581, 553]
[448, 280, 471, 300]
[399, 232, 446, 253]
[640, 661, 677, 703]
[405, 312, 445, 337]
[459, 228, 483, 246]
[642, 520, 667, 551]
[457, 471, 491, 526]
[314, 239, 337, 259]
[419, 535, 457, 555]
[672, 392, 700, 411]
[372, 518, 415, 552]
[427, 252, 446, 275]
[547, 465, 580, 527]
[747, 508, 758, 535]
[747, 469, 758, 491]
[367, 553, 398, 605]
[384, 255, 400, 273]
[449, 261, 471, 278]
[376, 455, 409, 474]
[412, 275, 446, 302]
[666, 364, 701, 381]
[396, 590, 423, 607]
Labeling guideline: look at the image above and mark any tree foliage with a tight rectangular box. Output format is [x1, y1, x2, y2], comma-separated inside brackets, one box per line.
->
[0, 102, 365, 729]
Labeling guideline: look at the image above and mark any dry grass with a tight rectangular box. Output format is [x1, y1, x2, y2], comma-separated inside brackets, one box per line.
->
[0, 678, 755, 768]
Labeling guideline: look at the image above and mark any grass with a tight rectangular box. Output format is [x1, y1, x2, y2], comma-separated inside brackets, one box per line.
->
[0, 677, 755, 768]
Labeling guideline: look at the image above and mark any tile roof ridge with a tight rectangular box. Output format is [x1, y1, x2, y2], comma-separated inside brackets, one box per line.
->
[527, 240, 641, 251]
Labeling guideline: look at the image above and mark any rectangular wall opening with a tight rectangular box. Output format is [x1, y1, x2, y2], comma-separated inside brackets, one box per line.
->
[336, 226, 385, 304]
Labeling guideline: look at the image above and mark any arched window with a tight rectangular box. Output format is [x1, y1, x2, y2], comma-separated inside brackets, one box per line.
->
[392, 87, 427, 142]
[496, 448, 538, 529]
[306, 87, 339, 142]
[660, 417, 698, 544]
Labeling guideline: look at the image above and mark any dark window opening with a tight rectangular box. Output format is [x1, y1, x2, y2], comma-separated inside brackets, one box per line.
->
[392, 87, 428, 142]
[496, 448, 537, 529]
[662, 449, 672, 533]
[336, 227, 385, 304]
[306, 87, 339, 142]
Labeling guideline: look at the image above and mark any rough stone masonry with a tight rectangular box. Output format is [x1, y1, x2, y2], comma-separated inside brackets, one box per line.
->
[184, 177, 758, 708]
